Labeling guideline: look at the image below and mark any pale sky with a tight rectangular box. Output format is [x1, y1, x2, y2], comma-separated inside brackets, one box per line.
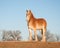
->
[0, 0, 60, 40]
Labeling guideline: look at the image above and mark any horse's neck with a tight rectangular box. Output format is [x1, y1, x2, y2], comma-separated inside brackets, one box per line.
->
[30, 14, 35, 21]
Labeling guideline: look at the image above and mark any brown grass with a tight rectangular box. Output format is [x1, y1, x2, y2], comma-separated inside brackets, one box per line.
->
[0, 41, 60, 48]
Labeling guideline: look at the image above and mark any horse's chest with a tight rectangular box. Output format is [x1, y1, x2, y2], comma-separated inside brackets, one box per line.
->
[28, 22, 35, 29]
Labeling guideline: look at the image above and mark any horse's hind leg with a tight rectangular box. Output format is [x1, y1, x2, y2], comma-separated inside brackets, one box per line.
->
[41, 27, 46, 42]
[41, 29, 43, 35]
[40, 29, 43, 41]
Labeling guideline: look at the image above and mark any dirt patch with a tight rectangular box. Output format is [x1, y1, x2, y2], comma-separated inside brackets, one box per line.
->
[0, 41, 60, 48]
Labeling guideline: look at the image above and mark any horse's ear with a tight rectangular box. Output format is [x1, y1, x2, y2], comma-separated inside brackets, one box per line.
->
[26, 10, 28, 12]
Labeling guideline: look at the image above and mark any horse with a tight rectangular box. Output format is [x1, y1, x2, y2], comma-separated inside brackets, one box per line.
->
[26, 10, 47, 42]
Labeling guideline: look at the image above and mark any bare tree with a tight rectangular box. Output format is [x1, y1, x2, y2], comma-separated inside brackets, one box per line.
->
[2, 30, 21, 41]
[46, 31, 57, 42]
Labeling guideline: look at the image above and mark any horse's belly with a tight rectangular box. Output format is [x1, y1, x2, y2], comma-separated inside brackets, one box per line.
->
[29, 25, 43, 30]
[36, 24, 43, 29]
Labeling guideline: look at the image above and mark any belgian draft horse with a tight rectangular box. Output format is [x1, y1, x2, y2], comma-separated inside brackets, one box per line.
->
[26, 10, 47, 42]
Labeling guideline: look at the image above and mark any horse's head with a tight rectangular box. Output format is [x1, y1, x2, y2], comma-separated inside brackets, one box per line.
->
[26, 10, 33, 22]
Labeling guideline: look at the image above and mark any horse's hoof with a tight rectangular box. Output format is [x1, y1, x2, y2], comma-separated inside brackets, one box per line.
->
[41, 40, 46, 42]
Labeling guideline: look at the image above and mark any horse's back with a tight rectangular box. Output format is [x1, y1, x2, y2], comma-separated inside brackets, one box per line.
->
[35, 18, 47, 28]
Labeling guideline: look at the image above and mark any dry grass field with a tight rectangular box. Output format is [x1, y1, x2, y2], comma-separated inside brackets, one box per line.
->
[0, 41, 60, 48]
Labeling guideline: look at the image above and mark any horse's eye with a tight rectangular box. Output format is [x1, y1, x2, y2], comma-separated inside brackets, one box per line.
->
[26, 14, 28, 17]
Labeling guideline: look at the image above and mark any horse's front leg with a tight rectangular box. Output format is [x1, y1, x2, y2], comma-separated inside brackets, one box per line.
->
[34, 29, 38, 41]
[28, 29, 32, 41]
